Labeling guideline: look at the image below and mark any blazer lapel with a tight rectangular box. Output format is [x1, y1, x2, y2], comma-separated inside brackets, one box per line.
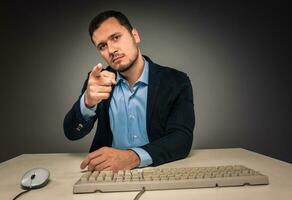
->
[146, 58, 160, 135]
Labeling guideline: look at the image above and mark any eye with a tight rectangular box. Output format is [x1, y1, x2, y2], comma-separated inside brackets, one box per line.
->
[99, 44, 107, 51]
[113, 35, 120, 41]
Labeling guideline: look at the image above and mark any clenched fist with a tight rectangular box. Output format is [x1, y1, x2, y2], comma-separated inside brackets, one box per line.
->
[85, 63, 117, 108]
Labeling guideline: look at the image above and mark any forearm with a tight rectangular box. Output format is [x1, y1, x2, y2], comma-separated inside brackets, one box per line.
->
[142, 126, 194, 166]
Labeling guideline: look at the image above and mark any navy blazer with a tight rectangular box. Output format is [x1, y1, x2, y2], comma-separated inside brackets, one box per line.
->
[63, 56, 195, 166]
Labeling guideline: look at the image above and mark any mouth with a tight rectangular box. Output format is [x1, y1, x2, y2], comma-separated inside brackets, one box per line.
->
[112, 55, 124, 63]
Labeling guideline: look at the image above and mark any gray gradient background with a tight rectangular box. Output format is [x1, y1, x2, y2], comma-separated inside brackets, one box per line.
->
[1, 1, 291, 163]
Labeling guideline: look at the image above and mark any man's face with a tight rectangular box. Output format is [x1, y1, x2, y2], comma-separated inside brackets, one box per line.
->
[92, 17, 141, 72]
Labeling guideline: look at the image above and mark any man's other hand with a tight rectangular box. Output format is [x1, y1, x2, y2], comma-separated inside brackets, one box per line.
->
[80, 147, 140, 172]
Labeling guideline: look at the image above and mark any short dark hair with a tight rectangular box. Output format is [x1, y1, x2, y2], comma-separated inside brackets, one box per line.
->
[88, 10, 133, 40]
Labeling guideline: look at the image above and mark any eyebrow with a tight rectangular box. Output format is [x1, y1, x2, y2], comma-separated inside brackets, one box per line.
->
[96, 32, 121, 48]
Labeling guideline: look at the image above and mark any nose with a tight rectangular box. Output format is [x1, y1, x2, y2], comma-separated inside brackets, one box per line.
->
[107, 42, 117, 54]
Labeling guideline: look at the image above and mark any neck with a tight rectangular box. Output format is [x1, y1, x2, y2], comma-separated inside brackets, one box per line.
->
[120, 50, 144, 89]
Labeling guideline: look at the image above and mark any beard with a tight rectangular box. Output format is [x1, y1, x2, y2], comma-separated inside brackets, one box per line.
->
[111, 47, 139, 73]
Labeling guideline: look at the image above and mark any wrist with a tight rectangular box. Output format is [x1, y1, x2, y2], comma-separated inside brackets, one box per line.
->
[84, 94, 98, 108]
[127, 150, 140, 168]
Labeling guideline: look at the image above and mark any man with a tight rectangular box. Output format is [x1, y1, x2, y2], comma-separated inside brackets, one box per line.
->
[63, 10, 195, 172]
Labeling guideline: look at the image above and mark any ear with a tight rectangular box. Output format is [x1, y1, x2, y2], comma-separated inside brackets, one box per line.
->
[131, 28, 141, 44]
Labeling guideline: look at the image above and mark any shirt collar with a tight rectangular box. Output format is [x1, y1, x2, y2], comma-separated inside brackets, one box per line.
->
[116, 57, 149, 85]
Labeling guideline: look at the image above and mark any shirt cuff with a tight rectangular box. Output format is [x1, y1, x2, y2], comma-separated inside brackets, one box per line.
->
[131, 147, 153, 167]
[80, 93, 97, 121]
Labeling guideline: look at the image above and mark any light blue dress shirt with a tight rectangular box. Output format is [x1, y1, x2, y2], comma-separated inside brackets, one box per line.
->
[80, 59, 153, 167]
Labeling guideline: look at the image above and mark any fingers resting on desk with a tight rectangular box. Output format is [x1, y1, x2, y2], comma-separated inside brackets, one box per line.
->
[80, 147, 140, 172]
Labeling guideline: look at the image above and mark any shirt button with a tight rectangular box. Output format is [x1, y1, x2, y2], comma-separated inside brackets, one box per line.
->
[133, 135, 138, 139]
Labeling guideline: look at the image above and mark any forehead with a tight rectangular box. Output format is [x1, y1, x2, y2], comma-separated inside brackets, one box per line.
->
[92, 17, 128, 43]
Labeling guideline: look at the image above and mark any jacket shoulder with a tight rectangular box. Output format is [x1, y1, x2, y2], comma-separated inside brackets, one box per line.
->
[154, 64, 190, 86]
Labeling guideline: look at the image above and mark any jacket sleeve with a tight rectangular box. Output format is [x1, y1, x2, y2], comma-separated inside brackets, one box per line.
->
[141, 76, 195, 166]
[63, 73, 98, 140]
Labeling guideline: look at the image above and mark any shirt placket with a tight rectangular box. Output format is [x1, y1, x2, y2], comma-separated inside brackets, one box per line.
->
[127, 83, 140, 145]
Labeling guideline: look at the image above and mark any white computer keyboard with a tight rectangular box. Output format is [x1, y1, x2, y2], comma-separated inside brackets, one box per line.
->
[73, 165, 269, 193]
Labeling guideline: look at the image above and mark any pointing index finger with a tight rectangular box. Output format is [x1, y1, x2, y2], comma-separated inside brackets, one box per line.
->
[91, 63, 103, 77]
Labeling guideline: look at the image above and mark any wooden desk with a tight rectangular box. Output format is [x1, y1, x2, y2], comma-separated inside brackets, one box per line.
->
[1, 148, 292, 199]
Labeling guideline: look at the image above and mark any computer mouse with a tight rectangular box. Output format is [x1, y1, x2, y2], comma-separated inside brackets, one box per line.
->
[21, 168, 50, 189]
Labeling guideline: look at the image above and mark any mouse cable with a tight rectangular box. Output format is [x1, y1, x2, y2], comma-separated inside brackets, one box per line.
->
[133, 187, 146, 200]
[12, 189, 31, 200]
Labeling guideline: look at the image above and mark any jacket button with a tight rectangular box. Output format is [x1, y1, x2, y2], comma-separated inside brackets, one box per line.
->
[76, 123, 83, 131]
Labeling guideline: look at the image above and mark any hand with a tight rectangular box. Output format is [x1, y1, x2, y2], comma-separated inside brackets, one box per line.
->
[80, 147, 140, 172]
[85, 63, 117, 108]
